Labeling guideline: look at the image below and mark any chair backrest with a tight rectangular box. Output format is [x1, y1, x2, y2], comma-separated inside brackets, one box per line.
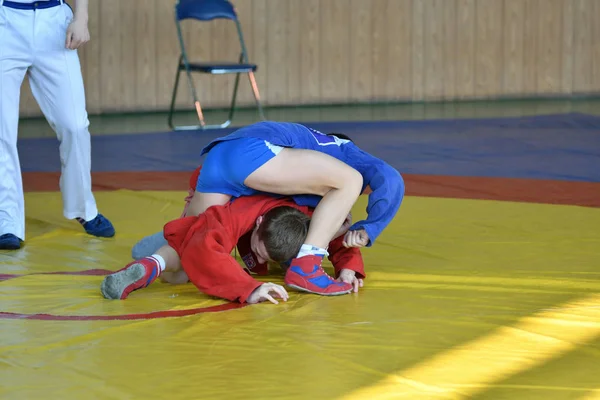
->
[176, 0, 237, 22]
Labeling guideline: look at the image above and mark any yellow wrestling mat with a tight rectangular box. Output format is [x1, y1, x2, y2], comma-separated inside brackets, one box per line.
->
[1, 191, 600, 399]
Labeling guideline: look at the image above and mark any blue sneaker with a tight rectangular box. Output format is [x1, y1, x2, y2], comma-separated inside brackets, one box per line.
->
[77, 214, 115, 238]
[0, 234, 21, 250]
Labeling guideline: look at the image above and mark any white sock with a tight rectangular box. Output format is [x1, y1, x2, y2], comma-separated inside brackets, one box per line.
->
[296, 244, 329, 258]
[149, 254, 166, 273]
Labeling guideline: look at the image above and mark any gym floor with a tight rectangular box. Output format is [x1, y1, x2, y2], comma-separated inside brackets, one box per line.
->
[2, 99, 600, 399]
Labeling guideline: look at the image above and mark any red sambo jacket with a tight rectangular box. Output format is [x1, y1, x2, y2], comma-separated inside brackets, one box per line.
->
[163, 167, 365, 303]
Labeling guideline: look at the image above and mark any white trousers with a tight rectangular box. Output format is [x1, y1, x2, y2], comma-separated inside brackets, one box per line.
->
[0, 3, 98, 240]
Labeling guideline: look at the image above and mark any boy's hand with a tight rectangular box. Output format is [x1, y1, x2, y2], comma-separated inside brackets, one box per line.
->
[337, 269, 364, 293]
[343, 229, 369, 248]
[247, 282, 289, 304]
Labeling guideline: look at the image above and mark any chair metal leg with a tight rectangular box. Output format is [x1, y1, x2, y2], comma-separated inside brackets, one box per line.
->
[170, 56, 210, 131]
[170, 60, 263, 131]
[220, 72, 242, 128]
[248, 71, 265, 121]
[192, 73, 239, 130]
[169, 55, 208, 131]
[193, 99, 206, 129]
[193, 54, 243, 130]
[168, 65, 182, 130]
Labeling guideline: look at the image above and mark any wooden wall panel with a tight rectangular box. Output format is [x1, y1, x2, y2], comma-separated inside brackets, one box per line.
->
[572, 0, 593, 94]
[503, 0, 524, 95]
[266, 0, 288, 105]
[560, 0, 574, 95]
[424, 0, 445, 100]
[371, 0, 388, 102]
[475, 0, 504, 98]
[155, 0, 180, 110]
[99, 0, 121, 111]
[411, 0, 425, 100]
[120, 0, 137, 109]
[81, 0, 101, 114]
[134, 0, 157, 110]
[286, 1, 302, 105]
[388, 0, 413, 101]
[442, 0, 457, 100]
[591, 0, 600, 91]
[537, 0, 563, 93]
[349, 0, 372, 102]
[320, 0, 351, 103]
[18, 0, 600, 117]
[522, 0, 538, 94]
[455, 0, 477, 99]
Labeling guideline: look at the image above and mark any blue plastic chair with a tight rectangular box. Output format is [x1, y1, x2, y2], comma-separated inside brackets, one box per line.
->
[168, 0, 265, 130]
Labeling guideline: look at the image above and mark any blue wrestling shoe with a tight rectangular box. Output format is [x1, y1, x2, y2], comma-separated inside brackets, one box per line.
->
[77, 213, 115, 238]
[0, 234, 21, 250]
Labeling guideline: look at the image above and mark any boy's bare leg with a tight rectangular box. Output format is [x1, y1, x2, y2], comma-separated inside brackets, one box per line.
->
[101, 245, 182, 300]
[186, 192, 231, 216]
[160, 269, 189, 285]
[244, 148, 363, 250]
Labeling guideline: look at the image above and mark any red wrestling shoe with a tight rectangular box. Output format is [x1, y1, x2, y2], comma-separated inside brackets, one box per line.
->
[284, 255, 352, 295]
[101, 257, 161, 300]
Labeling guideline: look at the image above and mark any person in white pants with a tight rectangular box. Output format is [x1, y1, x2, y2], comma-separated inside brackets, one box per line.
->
[0, 0, 114, 250]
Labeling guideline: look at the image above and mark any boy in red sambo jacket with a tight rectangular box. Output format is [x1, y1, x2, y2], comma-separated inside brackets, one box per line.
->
[101, 168, 365, 304]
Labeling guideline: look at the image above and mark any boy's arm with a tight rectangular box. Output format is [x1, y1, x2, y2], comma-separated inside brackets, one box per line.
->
[169, 195, 299, 303]
[349, 162, 405, 246]
[177, 226, 263, 303]
[327, 235, 366, 279]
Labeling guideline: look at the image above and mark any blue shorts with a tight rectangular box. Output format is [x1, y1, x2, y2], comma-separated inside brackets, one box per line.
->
[196, 137, 284, 197]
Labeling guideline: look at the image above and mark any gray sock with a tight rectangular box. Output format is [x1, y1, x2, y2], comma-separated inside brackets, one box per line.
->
[131, 231, 168, 260]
